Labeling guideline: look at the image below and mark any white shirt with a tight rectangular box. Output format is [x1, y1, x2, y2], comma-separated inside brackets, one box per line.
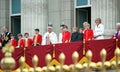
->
[59, 33, 62, 43]
[94, 24, 104, 40]
[42, 32, 58, 45]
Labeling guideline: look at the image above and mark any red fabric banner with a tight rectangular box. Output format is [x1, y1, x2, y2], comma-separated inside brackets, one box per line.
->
[25, 45, 53, 67]
[55, 42, 83, 65]
[0, 39, 119, 69]
[85, 39, 116, 62]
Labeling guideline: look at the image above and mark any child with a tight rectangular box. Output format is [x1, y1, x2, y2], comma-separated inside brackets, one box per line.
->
[9, 34, 17, 48]
[62, 25, 71, 43]
[33, 29, 42, 46]
[17, 33, 24, 48]
[71, 27, 80, 42]
[77, 28, 84, 41]
[24, 33, 33, 47]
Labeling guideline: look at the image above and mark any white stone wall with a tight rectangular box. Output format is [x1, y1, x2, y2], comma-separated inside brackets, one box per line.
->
[0, 0, 10, 33]
[91, 0, 120, 38]
[48, 0, 74, 35]
[21, 0, 48, 36]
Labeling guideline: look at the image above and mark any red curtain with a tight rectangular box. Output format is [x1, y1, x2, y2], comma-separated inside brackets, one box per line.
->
[85, 39, 116, 62]
[25, 45, 53, 67]
[0, 39, 119, 69]
[55, 42, 83, 65]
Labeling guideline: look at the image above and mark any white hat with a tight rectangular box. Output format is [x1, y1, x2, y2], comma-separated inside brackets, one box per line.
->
[116, 23, 120, 26]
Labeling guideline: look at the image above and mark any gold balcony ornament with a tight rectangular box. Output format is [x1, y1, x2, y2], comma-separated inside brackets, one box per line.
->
[115, 48, 120, 72]
[86, 50, 92, 72]
[59, 53, 65, 72]
[45, 54, 52, 72]
[32, 55, 39, 71]
[100, 49, 107, 72]
[19, 56, 25, 72]
[0, 44, 15, 72]
[71, 51, 79, 72]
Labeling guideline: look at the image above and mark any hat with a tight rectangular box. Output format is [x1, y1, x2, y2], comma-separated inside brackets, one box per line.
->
[47, 23, 53, 29]
[116, 23, 120, 26]
[60, 22, 65, 29]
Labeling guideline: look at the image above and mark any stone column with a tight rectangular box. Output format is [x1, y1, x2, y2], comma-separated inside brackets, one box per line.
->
[21, 0, 48, 36]
[0, 0, 10, 32]
[48, 0, 74, 35]
[91, 0, 119, 38]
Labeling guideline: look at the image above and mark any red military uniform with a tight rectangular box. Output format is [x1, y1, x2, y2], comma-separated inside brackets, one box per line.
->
[17, 39, 24, 48]
[23, 38, 33, 47]
[62, 31, 71, 43]
[9, 39, 17, 48]
[33, 34, 42, 45]
[83, 29, 93, 41]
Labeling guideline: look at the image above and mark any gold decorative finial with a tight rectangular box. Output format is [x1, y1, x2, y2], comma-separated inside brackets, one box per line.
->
[86, 50, 92, 72]
[32, 55, 39, 72]
[32, 55, 38, 68]
[115, 48, 120, 72]
[0, 44, 15, 72]
[19, 56, 25, 72]
[45, 54, 52, 72]
[72, 51, 79, 64]
[86, 50, 92, 62]
[59, 53, 65, 72]
[100, 49, 107, 72]
[72, 51, 79, 72]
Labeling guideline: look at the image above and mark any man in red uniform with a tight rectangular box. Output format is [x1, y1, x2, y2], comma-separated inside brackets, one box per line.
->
[33, 29, 42, 46]
[62, 25, 71, 43]
[17, 33, 24, 48]
[9, 34, 17, 48]
[83, 22, 93, 41]
[24, 33, 33, 47]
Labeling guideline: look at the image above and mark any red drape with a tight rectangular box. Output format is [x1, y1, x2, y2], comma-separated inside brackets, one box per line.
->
[25, 45, 53, 67]
[0, 39, 119, 69]
[55, 42, 83, 65]
[85, 39, 116, 62]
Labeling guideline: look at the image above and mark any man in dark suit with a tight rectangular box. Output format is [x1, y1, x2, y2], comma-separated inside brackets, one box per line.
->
[1, 26, 11, 47]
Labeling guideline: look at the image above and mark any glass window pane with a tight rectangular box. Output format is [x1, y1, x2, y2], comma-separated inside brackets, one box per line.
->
[12, 0, 21, 14]
[76, 0, 88, 6]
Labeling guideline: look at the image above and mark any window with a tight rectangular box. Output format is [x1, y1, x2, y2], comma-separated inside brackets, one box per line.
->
[12, 0, 21, 14]
[76, 0, 89, 6]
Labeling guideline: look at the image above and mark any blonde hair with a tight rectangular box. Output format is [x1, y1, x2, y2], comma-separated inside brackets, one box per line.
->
[83, 22, 90, 27]
[73, 27, 78, 30]
[95, 18, 101, 23]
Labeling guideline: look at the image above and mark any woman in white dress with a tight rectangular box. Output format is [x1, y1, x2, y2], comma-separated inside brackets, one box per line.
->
[94, 18, 104, 40]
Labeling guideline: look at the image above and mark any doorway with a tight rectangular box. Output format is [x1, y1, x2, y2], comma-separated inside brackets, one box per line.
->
[76, 7, 91, 29]
[11, 16, 21, 37]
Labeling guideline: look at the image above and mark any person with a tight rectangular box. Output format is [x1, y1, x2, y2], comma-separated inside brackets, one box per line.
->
[42, 24, 58, 45]
[71, 27, 80, 42]
[78, 28, 84, 41]
[59, 24, 65, 43]
[112, 23, 120, 39]
[94, 18, 104, 40]
[33, 29, 42, 46]
[62, 25, 71, 43]
[0, 34, 2, 48]
[83, 22, 88, 33]
[17, 33, 24, 48]
[2, 26, 11, 47]
[24, 33, 33, 47]
[9, 34, 17, 48]
[83, 22, 93, 41]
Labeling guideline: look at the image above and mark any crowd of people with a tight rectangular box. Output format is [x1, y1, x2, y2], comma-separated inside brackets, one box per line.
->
[0, 18, 119, 48]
